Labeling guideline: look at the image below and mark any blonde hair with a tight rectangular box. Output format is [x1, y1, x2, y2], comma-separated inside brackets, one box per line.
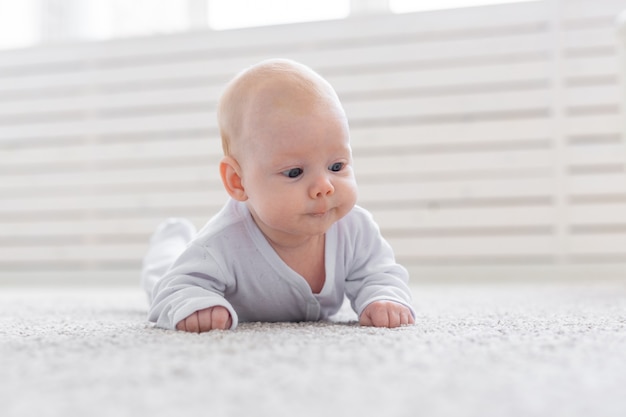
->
[217, 59, 342, 157]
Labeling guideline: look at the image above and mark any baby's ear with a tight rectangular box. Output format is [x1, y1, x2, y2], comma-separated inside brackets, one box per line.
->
[220, 156, 247, 201]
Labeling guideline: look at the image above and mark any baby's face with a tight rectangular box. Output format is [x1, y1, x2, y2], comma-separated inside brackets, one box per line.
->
[238, 98, 358, 247]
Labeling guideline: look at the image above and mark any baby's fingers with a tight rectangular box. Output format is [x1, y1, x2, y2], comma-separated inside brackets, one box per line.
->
[192, 307, 232, 332]
[176, 306, 232, 333]
[197, 308, 215, 332]
[360, 302, 390, 327]
[399, 309, 415, 326]
[176, 312, 199, 332]
[207, 306, 232, 330]
[360, 301, 414, 328]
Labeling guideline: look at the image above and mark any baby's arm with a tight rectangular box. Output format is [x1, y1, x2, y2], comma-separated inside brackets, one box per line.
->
[148, 242, 239, 331]
[360, 300, 415, 328]
[176, 306, 232, 333]
[343, 207, 416, 328]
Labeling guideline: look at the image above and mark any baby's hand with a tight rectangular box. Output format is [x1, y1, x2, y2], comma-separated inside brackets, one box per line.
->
[176, 306, 232, 333]
[360, 301, 415, 328]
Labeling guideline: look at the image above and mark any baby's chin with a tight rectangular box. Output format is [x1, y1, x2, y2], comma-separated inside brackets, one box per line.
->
[302, 207, 345, 230]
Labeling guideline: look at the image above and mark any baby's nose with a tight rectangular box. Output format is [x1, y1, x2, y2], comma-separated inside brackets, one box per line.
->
[310, 175, 334, 198]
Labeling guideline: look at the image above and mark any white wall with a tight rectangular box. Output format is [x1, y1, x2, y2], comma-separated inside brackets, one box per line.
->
[1, 0, 625, 285]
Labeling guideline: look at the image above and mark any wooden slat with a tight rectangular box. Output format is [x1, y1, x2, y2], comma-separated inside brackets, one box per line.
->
[0, 216, 209, 238]
[355, 149, 552, 177]
[563, 114, 621, 135]
[358, 178, 553, 203]
[0, 270, 140, 286]
[566, 144, 626, 165]
[0, 137, 219, 169]
[344, 90, 551, 120]
[371, 206, 554, 230]
[0, 112, 216, 140]
[0, 87, 216, 116]
[327, 62, 551, 95]
[0, 244, 145, 262]
[563, 27, 618, 50]
[570, 204, 626, 224]
[0, 190, 228, 213]
[565, 85, 620, 107]
[0, 172, 220, 196]
[570, 235, 626, 254]
[389, 235, 555, 258]
[350, 119, 553, 148]
[569, 175, 626, 195]
[563, 57, 619, 80]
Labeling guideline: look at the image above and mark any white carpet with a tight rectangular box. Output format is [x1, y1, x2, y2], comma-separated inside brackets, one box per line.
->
[2, 283, 626, 417]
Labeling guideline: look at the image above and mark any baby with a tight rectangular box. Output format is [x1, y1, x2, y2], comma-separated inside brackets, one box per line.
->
[142, 59, 415, 332]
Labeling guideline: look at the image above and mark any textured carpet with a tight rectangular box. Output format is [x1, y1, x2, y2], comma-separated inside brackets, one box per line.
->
[2, 283, 625, 417]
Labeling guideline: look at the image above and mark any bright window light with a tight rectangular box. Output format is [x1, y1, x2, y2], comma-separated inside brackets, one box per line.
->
[208, 0, 350, 31]
[0, 0, 39, 49]
[390, 0, 541, 14]
[0, 1, 546, 50]
[86, 0, 192, 40]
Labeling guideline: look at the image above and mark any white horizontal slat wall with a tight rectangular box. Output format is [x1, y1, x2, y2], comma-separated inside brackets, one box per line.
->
[1, 0, 625, 285]
[560, 0, 626, 270]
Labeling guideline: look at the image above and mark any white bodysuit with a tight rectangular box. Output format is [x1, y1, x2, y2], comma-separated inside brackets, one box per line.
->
[143, 199, 414, 330]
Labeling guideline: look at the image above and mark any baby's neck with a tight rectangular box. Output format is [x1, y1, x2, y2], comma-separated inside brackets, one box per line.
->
[265, 232, 322, 251]
[269, 234, 326, 294]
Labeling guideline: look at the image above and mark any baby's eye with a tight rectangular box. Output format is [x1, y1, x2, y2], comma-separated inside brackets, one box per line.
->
[283, 168, 303, 178]
[329, 162, 344, 172]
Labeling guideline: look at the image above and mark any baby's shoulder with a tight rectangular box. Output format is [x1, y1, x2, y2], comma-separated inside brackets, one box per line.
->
[337, 205, 379, 236]
[192, 200, 250, 246]
[342, 205, 376, 225]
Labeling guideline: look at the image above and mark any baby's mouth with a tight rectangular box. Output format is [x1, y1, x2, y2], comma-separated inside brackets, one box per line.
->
[309, 208, 331, 217]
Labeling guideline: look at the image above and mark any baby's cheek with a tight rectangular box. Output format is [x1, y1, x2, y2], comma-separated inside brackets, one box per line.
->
[338, 180, 358, 215]
[345, 179, 359, 205]
[270, 197, 300, 221]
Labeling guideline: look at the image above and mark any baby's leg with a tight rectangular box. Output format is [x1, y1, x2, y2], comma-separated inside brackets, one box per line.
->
[141, 218, 196, 303]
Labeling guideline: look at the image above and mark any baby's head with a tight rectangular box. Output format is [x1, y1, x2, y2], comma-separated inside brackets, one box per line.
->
[218, 59, 343, 158]
[217, 59, 358, 246]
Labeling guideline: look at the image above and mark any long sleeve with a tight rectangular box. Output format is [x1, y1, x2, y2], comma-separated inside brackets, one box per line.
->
[342, 208, 415, 319]
[148, 243, 239, 330]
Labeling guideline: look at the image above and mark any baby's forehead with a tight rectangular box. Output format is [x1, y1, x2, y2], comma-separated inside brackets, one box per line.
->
[244, 68, 326, 104]
[219, 60, 346, 156]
